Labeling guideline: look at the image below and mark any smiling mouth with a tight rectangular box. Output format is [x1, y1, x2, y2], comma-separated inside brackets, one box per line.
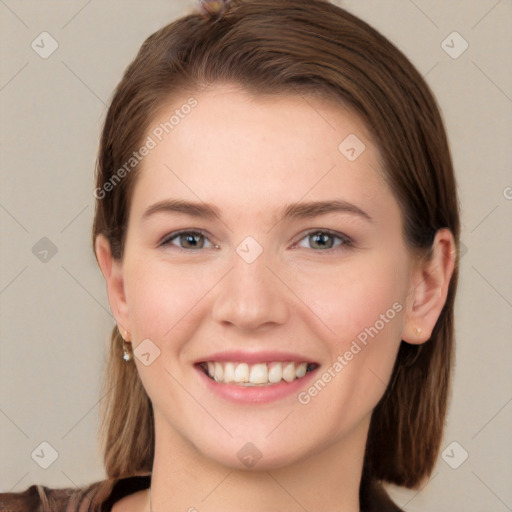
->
[197, 361, 319, 386]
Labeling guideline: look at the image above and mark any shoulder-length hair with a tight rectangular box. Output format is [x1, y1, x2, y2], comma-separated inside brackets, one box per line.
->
[91, 0, 460, 503]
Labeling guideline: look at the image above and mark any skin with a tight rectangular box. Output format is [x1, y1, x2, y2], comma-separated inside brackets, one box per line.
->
[96, 84, 455, 512]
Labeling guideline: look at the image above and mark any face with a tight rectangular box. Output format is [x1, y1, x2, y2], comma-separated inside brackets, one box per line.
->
[106, 85, 421, 470]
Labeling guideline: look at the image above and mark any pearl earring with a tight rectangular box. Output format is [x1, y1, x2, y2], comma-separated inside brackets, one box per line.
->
[122, 341, 132, 362]
[120, 328, 133, 362]
[414, 327, 422, 336]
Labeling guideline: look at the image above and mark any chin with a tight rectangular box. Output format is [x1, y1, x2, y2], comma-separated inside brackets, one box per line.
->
[203, 442, 305, 472]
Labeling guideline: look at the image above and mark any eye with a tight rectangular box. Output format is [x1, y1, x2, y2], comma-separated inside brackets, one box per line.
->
[159, 229, 353, 253]
[293, 229, 353, 252]
[159, 230, 217, 251]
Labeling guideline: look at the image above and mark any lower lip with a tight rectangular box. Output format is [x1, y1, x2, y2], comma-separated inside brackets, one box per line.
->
[194, 365, 319, 404]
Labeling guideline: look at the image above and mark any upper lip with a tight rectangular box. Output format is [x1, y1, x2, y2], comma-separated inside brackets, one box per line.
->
[195, 350, 318, 365]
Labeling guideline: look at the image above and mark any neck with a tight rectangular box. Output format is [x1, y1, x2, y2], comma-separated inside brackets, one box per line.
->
[148, 413, 369, 512]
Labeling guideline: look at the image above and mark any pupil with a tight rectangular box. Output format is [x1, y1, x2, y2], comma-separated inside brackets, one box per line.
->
[184, 234, 201, 248]
[312, 232, 331, 249]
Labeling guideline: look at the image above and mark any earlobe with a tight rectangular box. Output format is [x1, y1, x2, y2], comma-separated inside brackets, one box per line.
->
[401, 228, 456, 345]
[94, 234, 131, 337]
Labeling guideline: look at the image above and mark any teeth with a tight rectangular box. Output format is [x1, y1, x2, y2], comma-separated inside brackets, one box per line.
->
[223, 362, 236, 383]
[203, 361, 313, 386]
[268, 362, 282, 383]
[296, 362, 307, 378]
[214, 362, 224, 382]
[249, 363, 268, 384]
[282, 362, 296, 382]
[234, 363, 249, 383]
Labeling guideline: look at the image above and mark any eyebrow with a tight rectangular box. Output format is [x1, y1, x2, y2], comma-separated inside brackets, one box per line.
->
[141, 198, 373, 224]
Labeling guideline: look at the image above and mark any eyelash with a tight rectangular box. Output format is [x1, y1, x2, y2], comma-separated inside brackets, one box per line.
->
[159, 228, 354, 254]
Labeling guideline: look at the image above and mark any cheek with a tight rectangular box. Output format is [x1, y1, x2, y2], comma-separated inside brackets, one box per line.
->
[331, 255, 407, 400]
[293, 253, 406, 347]
[295, 253, 407, 407]
[124, 257, 213, 342]
[294, 308, 404, 438]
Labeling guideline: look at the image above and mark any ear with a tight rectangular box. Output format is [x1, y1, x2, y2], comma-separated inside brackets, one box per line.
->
[95, 234, 132, 341]
[401, 228, 456, 344]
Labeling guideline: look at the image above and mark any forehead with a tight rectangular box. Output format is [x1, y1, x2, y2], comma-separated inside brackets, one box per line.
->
[129, 85, 400, 227]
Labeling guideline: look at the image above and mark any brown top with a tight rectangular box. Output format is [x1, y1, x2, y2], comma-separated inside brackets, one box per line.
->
[0, 474, 403, 511]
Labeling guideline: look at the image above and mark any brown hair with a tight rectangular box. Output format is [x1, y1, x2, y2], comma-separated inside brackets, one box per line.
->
[91, 0, 460, 504]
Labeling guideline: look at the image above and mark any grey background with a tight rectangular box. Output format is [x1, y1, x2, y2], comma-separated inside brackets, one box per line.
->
[1, 1, 511, 510]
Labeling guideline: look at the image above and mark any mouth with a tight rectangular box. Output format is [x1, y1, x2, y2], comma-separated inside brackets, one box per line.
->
[196, 361, 319, 386]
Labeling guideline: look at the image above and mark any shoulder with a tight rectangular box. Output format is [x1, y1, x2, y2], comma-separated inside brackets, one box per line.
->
[0, 474, 151, 512]
[0, 484, 40, 511]
[0, 483, 84, 512]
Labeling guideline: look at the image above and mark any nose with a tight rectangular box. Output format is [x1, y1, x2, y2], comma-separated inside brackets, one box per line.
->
[210, 248, 290, 332]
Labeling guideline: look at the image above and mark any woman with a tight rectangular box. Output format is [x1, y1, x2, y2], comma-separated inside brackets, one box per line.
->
[0, 0, 459, 510]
